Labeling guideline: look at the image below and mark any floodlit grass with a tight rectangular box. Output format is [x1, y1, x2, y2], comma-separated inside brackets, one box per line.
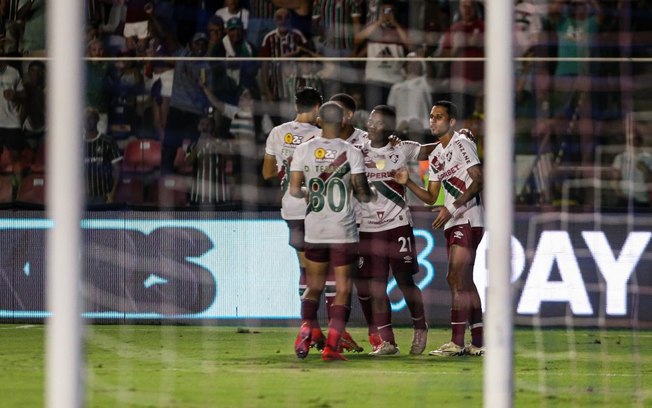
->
[0, 325, 650, 407]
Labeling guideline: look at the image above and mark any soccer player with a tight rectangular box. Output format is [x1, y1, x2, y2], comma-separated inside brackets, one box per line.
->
[289, 102, 375, 361]
[357, 105, 434, 356]
[262, 87, 327, 348]
[395, 101, 485, 357]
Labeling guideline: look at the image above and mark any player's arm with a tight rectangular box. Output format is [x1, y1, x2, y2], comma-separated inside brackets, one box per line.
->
[417, 142, 440, 161]
[395, 167, 440, 205]
[289, 170, 305, 199]
[433, 164, 483, 229]
[262, 153, 279, 181]
[351, 172, 375, 203]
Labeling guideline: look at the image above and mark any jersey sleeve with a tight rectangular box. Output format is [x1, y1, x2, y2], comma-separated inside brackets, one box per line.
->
[290, 143, 306, 172]
[348, 145, 365, 174]
[455, 136, 481, 171]
[400, 140, 421, 161]
[264, 126, 279, 156]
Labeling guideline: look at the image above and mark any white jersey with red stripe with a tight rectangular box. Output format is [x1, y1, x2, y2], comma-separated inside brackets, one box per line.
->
[345, 127, 368, 145]
[290, 137, 365, 243]
[358, 139, 421, 232]
[428, 131, 484, 230]
[264, 120, 321, 220]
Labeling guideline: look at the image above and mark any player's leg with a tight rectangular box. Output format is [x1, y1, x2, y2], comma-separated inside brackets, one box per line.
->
[295, 244, 328, 359]
[322, 243, 358, 361]
[430, 224, 473, 357]
[390, 226, 428, 354]
[356, 231, 380, 350]
[466, 227, 485, 355]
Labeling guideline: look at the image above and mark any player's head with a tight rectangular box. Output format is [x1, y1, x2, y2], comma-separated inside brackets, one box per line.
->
[430, 100, 458, 139]
[84, 106, 100, 133]
[367, 105, 396, 142]
[329, 93, 356, 125]
[295, 87, 323, 113]
[318, 102, 344, 132]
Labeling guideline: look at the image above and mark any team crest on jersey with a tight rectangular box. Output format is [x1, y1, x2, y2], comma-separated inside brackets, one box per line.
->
[284, 133, 303, 145]
[446, 151, 453, 162]
[314, 147, 336, 161]
[389, 153, 399, 164]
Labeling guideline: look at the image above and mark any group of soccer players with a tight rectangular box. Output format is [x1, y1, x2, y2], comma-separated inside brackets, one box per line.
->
[263, 87, 485, 361]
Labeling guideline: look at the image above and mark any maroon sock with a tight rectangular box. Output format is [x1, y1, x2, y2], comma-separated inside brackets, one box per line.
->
[470, 307, 484, 347]
[450, 309, 468, 347]
[357, 295, 375, 334]
[375, 311, 395, 345]
[301, 299, 319, 323]
[327, 304, 348, 350]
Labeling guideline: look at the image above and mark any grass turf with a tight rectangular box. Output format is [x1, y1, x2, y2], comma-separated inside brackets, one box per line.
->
[0, 324, 650, 407]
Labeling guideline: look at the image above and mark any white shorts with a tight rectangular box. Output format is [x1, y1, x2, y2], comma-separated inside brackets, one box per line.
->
[152, 69, 174, 97]
[123, 21, 149, 40]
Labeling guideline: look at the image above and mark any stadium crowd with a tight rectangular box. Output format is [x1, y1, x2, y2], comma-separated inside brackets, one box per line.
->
[0, 0, 650, 210]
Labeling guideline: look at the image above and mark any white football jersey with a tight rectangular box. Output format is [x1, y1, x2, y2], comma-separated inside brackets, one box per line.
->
[358, 139, 421, 232]
[345, 127, 368, 145]
[290, 137, 365, 243]
[428, 132, 484, 230]
[265, 121, 321, 220]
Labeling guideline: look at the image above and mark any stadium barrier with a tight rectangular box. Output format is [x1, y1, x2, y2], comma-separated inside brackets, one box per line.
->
[0, 210, 650, 328]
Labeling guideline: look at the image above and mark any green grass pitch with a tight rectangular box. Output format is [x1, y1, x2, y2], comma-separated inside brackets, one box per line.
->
[0, 324, 650, 407]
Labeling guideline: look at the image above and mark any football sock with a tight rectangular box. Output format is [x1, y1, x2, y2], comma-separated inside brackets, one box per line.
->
[301, 298, 319, 323]
[357, 295, 376, 335]
[327, 304, 348, 350]
[470, 307, 484, 347]
[451, 309, 468, 347]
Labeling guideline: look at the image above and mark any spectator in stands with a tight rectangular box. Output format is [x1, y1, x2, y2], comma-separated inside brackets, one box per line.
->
[109, 50, 145, 140]
[83, 107, 123, 205]
[0, 41, 25, 186]
[85, 38, 114, 135]
[124, 0, 151, 53]
[17, 0, 46, 58]
[246, 0, 277, 52]
[611, 133, 652, 210]
[215, 0, 249, 31]
[185, 114, 234, 205]
[259, 7, 309, 125]
[435, 0, 485, 119]
[213, 17, 258, 94]
[164, 31, 212, 174]
[206, 15, 226, 57]
[354, 0, 410, 111]
[387, 52, 433, 138]
[21, 60, 46, 150]
[286, 49, 326, 115]
[272, 0, 313, 43]
[546, 0, 604, 167]
[312, 0, 363, 95]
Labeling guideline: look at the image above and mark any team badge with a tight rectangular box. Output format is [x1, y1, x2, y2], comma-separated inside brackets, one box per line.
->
[446, 151, 453, 162]
[389, 154, 399, 164]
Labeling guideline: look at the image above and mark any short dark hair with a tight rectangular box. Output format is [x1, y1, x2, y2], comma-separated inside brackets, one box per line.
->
[329, 93, 356, 113]
[371, 104, 397, 131]
[319, 101, 344, 125]
[434, 100, 458, 120]
[28, 60, 46, 71]
[295, 87, 323, 113]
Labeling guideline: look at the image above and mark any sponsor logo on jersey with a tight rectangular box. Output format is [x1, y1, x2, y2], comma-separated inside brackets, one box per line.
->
[376, 211, 385, 221]
[284, 133, 303, 145]
[453, 230, 464, 240]
[403, 255, 413, 263]
[314, 148, 337, 161]
[358, 256, 364, 269]
[431, 156, 444, 172]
